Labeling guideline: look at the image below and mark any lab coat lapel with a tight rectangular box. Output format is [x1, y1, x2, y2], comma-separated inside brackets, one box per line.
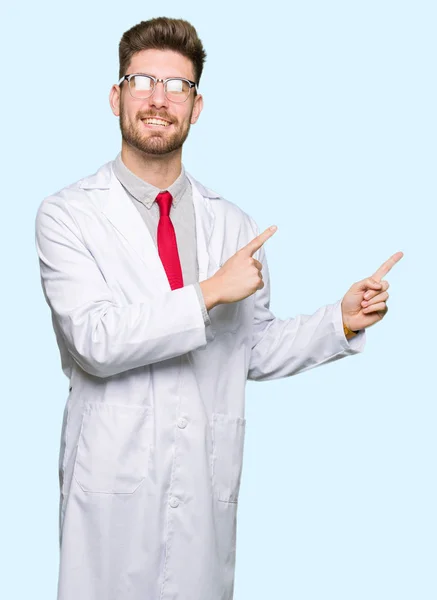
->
[187, 173, 219, 282]
[100, 167, 218, 290]
[102, 172, 171, 291]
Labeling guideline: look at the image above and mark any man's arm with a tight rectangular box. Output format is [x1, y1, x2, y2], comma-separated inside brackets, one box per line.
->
[35, 199, 208, 379]
[246, 243, 366, 382]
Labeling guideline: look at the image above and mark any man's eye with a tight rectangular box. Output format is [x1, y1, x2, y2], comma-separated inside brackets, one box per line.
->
[166, 79, 184, 93]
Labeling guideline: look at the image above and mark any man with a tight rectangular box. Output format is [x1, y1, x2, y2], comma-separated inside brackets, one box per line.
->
[35, 16, 402, 600]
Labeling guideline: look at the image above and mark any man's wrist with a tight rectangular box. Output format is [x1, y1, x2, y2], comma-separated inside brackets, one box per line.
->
[199, 279, 220, 311]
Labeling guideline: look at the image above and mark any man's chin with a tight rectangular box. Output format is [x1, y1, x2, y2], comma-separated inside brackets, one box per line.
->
[121, 125, 188, 157]
[141, 146, 176, 156]
[122, 135, 174, 156]
[140, 139, 183, 155]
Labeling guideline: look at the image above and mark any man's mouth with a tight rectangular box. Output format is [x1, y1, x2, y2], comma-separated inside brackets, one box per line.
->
[142, 117, 172, 128]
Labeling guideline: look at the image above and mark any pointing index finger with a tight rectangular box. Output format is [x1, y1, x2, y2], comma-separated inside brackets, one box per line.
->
[243, 226, 278, 257]
[372, 251, 404, 281]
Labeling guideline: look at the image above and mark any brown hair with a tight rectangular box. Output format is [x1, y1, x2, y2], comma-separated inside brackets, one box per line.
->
[119, 17, 207, 85]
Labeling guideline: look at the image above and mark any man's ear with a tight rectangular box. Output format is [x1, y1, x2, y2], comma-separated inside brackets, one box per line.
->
[109, 84, 121, 117]
[190, 93, 204, 124]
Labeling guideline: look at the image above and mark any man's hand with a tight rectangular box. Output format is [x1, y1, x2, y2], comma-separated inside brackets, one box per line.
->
[341, 251, 404, 332]
[200, 226, 278, 310]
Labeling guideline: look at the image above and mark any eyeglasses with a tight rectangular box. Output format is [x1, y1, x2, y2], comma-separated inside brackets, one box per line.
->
[118, 73, 197, 103]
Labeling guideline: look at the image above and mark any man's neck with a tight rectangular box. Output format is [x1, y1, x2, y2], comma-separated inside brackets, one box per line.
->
[121, 143, 183, 189]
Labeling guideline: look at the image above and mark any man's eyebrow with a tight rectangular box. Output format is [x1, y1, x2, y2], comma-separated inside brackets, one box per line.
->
[132, 72, 188, 79]
[130, 71, 155, 77]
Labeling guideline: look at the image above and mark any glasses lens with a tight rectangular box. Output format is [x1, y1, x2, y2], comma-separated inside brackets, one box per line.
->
[165, 79, 191, 103]
[129, 75, 154, 98]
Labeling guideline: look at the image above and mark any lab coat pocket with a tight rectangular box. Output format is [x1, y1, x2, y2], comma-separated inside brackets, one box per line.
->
[74, 403, 153, 494]
[212, 412, 246, 503]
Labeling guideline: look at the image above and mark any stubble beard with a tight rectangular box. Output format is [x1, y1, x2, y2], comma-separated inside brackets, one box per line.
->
[119, 101, 192, 156]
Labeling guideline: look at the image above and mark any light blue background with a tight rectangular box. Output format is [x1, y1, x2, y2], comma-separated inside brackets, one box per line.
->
[2, 1, 436, 598]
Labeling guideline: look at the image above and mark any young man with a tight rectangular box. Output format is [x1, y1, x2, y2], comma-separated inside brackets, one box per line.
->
[35, 17, 402, 600]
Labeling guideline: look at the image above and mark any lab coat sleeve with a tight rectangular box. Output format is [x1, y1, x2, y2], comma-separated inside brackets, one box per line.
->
[247, 243, 366, 382]
[35, 198, 208, 378]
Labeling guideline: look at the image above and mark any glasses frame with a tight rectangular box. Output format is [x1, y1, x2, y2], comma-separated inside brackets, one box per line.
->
[118, 73, 198, 103]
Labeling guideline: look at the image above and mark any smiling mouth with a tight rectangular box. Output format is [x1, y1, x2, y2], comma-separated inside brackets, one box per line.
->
[142, 117, 172, 127]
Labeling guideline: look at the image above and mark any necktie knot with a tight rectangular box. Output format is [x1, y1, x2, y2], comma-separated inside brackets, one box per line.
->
[155, 191, 173, 217]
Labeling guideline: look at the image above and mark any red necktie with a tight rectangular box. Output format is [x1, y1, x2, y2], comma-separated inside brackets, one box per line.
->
[155, 191, 184, 290]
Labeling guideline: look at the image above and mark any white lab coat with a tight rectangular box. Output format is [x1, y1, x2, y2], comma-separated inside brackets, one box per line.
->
[35, 160, 365, 600]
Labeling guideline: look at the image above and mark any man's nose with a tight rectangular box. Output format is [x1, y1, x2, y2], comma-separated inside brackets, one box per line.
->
[149, 81, 169, 108]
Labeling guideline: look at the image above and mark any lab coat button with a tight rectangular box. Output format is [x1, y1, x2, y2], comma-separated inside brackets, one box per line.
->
[169, 497, 180, 508]
[177, 417, 188, 429]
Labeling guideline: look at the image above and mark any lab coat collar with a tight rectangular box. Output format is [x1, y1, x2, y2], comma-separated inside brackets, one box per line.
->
[79, 161, 219, 286]
[78, 161, 221, 200]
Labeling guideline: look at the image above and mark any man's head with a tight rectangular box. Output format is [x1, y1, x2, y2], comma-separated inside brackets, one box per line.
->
[109, 18, 207, 157]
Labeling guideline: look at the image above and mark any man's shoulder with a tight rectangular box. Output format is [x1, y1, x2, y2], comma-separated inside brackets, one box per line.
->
[36, 161, 114, 220]
[49, 160, 113, 197]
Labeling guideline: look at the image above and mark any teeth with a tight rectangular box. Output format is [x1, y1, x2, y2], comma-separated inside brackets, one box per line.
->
[144, 118, 170, 126]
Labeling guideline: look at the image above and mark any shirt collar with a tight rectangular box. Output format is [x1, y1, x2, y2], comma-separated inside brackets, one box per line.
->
[112, 152, 189, 209]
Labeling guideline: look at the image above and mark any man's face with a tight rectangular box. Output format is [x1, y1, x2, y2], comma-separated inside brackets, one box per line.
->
[110, 49, 203, 156]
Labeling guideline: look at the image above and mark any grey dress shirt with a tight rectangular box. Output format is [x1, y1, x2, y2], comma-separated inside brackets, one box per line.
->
[112, 153, 210, 325]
